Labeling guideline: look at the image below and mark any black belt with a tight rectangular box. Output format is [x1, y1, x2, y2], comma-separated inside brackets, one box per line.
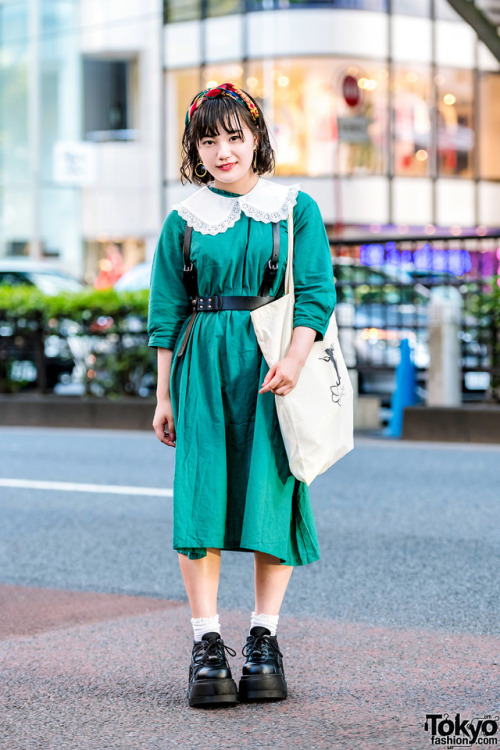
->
[193, 295, 274, 311]
[177, 294, 275, 357]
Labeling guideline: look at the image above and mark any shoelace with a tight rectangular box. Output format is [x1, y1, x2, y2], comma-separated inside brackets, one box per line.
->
[193, 637, 236, 665]
[241, 633, 283, 661]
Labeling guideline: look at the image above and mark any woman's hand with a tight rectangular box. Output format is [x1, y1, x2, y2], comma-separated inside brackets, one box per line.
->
[153, 397, 176, 447]
[259, 354, 304, 397]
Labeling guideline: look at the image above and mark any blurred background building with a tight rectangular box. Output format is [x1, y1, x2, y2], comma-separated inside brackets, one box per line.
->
[0, 0, 161, 284]
[1, 0, 500, 282]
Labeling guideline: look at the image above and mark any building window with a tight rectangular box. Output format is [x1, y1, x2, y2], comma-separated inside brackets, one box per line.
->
[393, 66, 432, 176]
[167, 61, 479, 183]
[83, 57, 138, 142]
[0, 0, 29, 185]
[164, 0, 398, 18]
[207, 0, 243, 16]
[247, 57, 388, 177]
[165, 68, 201, 182]
[436, 68, 474, 178]
[164, 0, 201, 22]
[434, 0, 462, 21]
[202, 64, 245, 89]
[167, 58, 388, 179]
[479, 72, 500, 180]
[245, 1, 387, 10]
[392, 0, 430, 15]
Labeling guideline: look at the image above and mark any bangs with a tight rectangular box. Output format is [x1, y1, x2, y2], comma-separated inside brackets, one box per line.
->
[191, 96, 246, 141]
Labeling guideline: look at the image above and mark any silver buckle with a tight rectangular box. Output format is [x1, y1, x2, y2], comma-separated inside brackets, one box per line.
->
[197, 295, 221, 311]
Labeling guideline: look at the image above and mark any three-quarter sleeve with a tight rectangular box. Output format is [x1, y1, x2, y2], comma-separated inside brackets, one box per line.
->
[291, 191, 336, 342]
[147, 209, 192, 350]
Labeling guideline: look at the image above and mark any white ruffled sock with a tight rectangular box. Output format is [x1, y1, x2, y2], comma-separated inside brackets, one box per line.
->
[191, 614, 221, 642]
[250, 611, 279, 636]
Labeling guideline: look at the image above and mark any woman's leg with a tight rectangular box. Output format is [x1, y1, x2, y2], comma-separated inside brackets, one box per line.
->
[178, 548, 221, 618]
[238, 551, 291, 702]
[181, 548, 239, 708]
[253, 551, 293, 614]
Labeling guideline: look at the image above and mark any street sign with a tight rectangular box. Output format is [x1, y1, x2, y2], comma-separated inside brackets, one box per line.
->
[337, 117, 371, 143]
[342, 75, 360, 107]
[53, 141, 97, 186]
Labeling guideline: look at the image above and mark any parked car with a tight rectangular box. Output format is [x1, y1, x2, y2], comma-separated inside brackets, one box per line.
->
[333, 258, 488, 403]
[114, 262, 151, 291]
[0, 259, 85, 294]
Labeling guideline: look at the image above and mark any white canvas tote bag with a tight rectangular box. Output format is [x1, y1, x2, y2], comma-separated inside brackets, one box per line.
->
[251, 210, 354, 486]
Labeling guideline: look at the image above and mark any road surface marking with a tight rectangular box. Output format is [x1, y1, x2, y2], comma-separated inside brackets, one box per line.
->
[0, 478, 172, 497]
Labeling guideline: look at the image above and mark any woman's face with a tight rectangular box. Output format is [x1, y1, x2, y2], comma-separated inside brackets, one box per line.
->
[197, 118, 258, 191]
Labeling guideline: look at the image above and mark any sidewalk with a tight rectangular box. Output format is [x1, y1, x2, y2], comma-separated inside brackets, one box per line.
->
[1, 585, 498, 750]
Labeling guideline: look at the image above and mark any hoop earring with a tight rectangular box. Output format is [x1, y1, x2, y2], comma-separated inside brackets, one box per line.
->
[195, 160, 208, 178]
[252, 146, 258, 172]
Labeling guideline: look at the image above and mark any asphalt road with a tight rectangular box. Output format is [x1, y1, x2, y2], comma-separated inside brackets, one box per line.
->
[1, 426, 499, 750]
[0, 426, 499, 636]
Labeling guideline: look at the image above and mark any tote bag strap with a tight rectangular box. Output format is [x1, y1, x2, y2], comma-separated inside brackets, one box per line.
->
[283, 209, 295, 296]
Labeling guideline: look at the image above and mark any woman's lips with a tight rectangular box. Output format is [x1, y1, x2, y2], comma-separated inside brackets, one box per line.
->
[217, 163, 236, 171]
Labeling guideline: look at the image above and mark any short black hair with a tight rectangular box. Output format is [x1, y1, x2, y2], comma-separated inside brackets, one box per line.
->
[180, 88, 276, 186]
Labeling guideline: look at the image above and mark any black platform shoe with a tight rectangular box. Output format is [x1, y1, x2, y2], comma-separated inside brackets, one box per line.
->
[238, 626, 288, 701]
[187, 631, 239, 708]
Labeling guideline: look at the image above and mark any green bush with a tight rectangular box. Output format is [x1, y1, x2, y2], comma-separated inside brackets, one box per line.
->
[0, 285, 149, 321]
[468, 277, 500, 402]
[0, 285, 156, 397]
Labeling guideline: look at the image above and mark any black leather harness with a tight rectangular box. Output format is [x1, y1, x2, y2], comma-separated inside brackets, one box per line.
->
[176, 221, 281, 358]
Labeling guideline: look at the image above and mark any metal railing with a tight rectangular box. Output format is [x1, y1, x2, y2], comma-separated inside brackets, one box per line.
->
[1, 232, 498, 402]
[330, 231, 499, 403]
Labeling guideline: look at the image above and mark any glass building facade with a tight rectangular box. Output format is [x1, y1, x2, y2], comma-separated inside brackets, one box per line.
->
[164, 0, 500, 231]
[2, 0, 500, 278]
[0, 0, 159, 281]
[0, 0, 81, 269]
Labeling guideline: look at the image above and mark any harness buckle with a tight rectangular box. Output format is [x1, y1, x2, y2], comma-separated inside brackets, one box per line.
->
[196, 295, 223, 311]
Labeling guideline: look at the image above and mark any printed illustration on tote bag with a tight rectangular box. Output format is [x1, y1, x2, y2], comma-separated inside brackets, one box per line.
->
[319, 341, 345, 406]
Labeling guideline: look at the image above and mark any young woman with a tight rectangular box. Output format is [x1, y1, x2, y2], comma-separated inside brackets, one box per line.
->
[147, 82, 336, 708]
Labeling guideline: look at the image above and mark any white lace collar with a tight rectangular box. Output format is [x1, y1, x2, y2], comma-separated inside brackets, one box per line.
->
[171, 177, 300, 235]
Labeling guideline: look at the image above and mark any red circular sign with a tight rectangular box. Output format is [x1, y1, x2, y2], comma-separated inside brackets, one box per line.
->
[343, 75, 360, 107]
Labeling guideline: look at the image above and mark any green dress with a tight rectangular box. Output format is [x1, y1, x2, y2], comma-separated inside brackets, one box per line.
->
[147, 178, 336, 565]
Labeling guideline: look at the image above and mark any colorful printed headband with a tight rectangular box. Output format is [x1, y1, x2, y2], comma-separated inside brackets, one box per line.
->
[185, 82, 259, 127]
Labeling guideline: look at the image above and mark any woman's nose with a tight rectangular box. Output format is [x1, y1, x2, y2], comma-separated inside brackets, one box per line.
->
[217, 141, 232, 158]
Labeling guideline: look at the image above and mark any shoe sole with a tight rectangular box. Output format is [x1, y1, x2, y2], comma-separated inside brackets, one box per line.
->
[238, 673, 287, 702]
[188, 678, 239, 708]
